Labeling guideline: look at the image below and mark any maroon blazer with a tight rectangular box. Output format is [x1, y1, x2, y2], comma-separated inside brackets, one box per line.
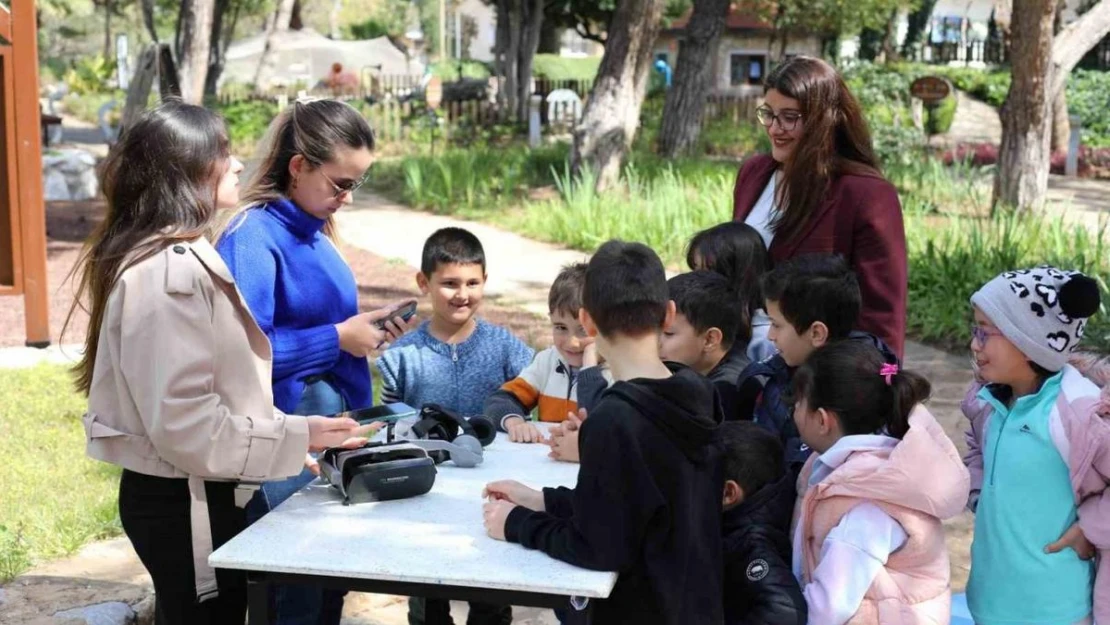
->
[732, 154, 908, 359]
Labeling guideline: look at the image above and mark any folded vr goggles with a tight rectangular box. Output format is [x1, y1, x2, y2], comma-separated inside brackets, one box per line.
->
[318, 403, 498, 504]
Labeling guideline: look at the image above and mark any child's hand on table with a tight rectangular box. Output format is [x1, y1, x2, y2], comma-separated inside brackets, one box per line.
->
[1045, 522, 1096, 560]
[545, 409, 585, 463]
[482, 480, 545, 511]
[504, 417, 544, 443]
[483, 500, 515, 541]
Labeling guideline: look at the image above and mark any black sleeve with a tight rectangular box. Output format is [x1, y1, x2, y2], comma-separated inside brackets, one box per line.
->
[503, 413, 664, 571]
[542, 486, 576, 519]
[484, 389, 532, 432]
[575, 366, 609, 415]
[724, 535, 807, 625]
[733, 373, 765, 422]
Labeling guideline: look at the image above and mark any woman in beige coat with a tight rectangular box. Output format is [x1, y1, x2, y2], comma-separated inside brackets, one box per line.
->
[66, 102, 371, 625]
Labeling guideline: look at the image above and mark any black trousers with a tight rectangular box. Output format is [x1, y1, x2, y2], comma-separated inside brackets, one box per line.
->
[119, 469, 248, 625]
[408, 597, 512, 625]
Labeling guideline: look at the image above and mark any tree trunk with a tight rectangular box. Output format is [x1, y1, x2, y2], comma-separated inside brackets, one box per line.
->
[141, 0, 159, 42]
[658, 0, 730, 157]
[1051, 87, 1071, 153]
[881, 8, 901, 62]
[290, 0, 304, 30]
[253, 0, 297, 90]
[177, 0, 216, 104]
[993, 0, 1056, 212]
[571, 0, 666, 192]
[103, 0, 113, 59]
[122, 44, 159, 132]
[504, 0, 521, 121]
[902, 0, 938, 58]
[994, 0, 1110, 210]
[515, 0, 545, 121]
[204, 0, 230, 98]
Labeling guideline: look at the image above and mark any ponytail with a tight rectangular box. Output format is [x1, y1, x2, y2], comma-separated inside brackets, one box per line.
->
[791, 340, 931, 439]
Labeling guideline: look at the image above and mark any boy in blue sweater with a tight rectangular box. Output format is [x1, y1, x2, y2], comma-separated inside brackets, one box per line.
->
[377, 227, 532, 625]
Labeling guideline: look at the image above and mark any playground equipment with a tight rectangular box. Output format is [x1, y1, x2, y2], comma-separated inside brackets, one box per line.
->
[0, 0, 51, 347]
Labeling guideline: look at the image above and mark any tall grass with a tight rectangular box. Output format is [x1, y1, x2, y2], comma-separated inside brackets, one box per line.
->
[906, 212, 1110, 350]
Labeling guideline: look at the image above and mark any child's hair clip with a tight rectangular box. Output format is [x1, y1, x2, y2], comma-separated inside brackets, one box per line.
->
[879, 363, 899, 386]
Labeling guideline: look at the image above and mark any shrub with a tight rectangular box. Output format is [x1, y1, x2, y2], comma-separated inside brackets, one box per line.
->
[64, 54, 117, 95]
[925, 95, 957, 135]
[216, 99, 281, 156]
[61, 91, 124, 126]
[1068, 69, 1110, 149]
[532, 54, 600, 81]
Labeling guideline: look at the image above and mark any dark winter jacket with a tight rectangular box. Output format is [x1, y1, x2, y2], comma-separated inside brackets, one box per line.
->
[504, 363, 726, 625]
[709, 344, 752, 422]
[735, 332, 899, 472]
[723, 471, 806, 625]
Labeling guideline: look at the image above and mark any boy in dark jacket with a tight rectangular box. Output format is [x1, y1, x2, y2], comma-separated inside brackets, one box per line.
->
[719, 421, 805, 625]
[736, 255, 896, 475]
[482, 240, 726, 625]
[659, 271, 750, 420]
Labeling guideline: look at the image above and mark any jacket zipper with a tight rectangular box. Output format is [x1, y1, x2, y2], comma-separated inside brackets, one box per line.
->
[564, 360, 575, 416]
[452, 343, 459, 411]
[989, 411, 1009, 487]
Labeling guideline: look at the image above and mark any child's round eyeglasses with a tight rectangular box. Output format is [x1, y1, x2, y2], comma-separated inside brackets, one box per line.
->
[970, 324, 1003, 345]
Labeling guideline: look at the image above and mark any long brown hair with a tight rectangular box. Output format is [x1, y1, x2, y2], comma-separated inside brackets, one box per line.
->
[65, 101, 230, 395]
[765, 56, 881, 245]
[218, 98, 375, 241]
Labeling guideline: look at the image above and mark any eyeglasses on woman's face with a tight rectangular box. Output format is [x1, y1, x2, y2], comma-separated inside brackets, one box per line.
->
[319, 168, 371, 200]
[756, 106, 803, 131]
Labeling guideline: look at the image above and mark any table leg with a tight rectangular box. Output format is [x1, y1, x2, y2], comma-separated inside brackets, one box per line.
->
[246, 574, 269, 625]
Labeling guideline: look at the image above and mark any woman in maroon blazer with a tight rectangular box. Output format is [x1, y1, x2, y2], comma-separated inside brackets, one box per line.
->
[732, 55, 907, 358]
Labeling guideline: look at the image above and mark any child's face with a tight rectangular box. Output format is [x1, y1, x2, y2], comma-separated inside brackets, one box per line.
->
[971, 306, 1038, 388]
[766, 300, 820, 367]
[551, 309, 591, 367]
[419, 262, 486, 327]
[659, 312, 712, 373]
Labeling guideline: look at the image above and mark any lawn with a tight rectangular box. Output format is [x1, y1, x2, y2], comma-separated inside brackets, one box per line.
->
[0, 364, 121, 582]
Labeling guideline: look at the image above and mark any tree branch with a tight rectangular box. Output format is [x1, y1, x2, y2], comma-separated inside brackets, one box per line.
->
[1051, 0, 1110, 93]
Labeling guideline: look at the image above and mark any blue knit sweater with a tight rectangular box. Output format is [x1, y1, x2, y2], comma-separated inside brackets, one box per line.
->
[215, 198, 372, 413]
[377, 319, 534, 417]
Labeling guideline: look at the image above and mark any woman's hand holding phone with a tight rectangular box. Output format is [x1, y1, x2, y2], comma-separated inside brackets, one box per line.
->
[334, 300, 419, 357]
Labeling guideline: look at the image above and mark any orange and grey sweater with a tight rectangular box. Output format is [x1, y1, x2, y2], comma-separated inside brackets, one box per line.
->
[484, 346, 611, 431]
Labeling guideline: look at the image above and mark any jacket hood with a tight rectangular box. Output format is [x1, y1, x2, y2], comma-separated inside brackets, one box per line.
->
[848, 330, 900, 366]
[606, 362, 723, 464]
[723, 470, 795, 535]
[820, 406, 970, 520]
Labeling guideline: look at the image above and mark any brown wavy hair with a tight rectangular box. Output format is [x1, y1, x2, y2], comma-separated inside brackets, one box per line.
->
[65, 100, 230, 395]
[765, 56, 881, 245]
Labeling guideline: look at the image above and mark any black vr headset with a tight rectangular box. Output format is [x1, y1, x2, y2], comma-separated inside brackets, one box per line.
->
[318, 403, 499, 504]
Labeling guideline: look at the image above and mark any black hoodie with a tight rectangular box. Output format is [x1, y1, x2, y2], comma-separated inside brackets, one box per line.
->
[722, 471, 806, 625]
[504, 363, 726, 625]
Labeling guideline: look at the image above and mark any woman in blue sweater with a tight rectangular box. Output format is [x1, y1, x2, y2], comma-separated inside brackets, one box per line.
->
[216, 98, 413, 625]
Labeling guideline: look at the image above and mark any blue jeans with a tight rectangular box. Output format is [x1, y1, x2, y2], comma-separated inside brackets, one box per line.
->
[246, 377, 347, 625]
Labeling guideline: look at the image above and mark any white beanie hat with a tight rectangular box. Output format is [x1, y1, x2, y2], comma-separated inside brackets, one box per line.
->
[970, 265, 1101, 371]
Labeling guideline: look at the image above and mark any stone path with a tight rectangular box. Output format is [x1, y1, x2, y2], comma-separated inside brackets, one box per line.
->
[941, 90, 1003, 147]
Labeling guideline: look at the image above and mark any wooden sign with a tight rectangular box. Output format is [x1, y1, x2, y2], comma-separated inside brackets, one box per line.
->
[425, 76, 443, 109]
[910, 76, 951, 103]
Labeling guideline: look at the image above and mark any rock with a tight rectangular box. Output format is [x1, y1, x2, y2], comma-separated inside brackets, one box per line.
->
[54, 150, 97, 175]
[70, 167, 99, 201]
[53, 601, 136, 625]
[131, 594, 155, 625]
[0, 587, 6, 605]
[44, 168, 70, 201]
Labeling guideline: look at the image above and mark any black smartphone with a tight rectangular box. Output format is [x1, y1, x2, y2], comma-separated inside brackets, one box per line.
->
[374, 300, 418, 330]
[332, 402, 418, 427]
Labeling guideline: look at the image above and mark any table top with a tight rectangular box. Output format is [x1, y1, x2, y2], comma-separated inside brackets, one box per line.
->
[209, 428, 617, 599]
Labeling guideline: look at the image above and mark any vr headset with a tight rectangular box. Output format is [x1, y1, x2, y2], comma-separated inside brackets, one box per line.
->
[318, 440, 437, 505]
[387, 403, 497, 468]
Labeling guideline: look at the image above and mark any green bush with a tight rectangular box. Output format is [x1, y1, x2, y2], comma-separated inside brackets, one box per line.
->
[925, 95, 957, 135]
[1068, 69, 1110, 149]
[64, 54, 117, 95]
[215, 99, 280, 155]
[532, 54, 600, 81]
[61, 91, 124, 126]
[430, 60, 492, 81]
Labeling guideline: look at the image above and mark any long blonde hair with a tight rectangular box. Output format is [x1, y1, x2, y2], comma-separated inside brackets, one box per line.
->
[216, 98, 375, 242]
[65, 101, 230, 395]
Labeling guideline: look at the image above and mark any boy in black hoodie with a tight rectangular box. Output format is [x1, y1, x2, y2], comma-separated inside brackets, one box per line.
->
[482, 240, 726, 625]
[718, 421, 805, 625]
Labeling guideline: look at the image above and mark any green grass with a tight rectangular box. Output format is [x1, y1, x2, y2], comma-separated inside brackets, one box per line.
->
[0, 364, 121, 582]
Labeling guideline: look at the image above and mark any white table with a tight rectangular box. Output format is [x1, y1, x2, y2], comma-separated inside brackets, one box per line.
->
[209, 430, 617, 623]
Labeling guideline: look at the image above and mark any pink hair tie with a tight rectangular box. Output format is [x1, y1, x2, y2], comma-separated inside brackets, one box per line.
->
[880, 363, 899, 386]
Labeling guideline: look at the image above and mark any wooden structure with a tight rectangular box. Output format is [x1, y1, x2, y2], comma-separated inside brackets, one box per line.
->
[0, 0, 51, 346]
